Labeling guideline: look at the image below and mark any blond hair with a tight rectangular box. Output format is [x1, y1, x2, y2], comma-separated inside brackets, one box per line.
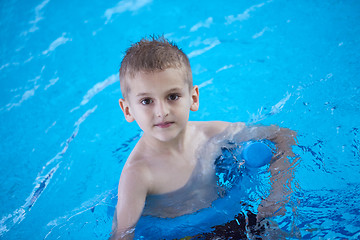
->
[119, 36, 192, 98]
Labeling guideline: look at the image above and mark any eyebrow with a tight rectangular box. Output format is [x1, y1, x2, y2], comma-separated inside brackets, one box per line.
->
[135, 87, 184, 97]
[166, 87, 184, 93]
[136, 92, 150, 97]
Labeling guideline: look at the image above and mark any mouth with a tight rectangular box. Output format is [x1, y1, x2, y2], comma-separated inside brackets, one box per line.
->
[154, 122, 174, 128]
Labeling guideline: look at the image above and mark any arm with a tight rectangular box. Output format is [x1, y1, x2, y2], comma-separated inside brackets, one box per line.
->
[202, 122, 298, 219]
[256, 126, 299, 220]
[223, 123, 298, 219]
[111, 165, 150, 240]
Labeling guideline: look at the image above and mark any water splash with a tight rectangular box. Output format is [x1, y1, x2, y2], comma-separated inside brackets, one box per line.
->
[248, 92, 291, 123]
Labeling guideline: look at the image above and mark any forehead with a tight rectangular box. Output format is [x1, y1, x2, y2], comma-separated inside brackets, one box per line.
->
[126, 68, 188, 95]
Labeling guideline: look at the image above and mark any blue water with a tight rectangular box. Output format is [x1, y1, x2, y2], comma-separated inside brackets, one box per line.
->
[1, 0, 360, 239]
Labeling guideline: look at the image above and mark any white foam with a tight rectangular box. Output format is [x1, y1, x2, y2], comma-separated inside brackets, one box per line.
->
[270, 92, 291, 115]
[248, 92, 291, 123]
[190, 17, 213, 32]
[104, 0, 152, 24]
[42, 33, 72, 55]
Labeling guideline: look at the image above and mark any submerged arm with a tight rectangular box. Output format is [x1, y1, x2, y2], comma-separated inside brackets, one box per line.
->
[254, 126, 298, 220]
[225, 123, 298, 219]
[111, 166, 150, 240]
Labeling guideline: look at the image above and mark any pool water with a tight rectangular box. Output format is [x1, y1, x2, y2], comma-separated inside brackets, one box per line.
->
[1, 0, 360, 239]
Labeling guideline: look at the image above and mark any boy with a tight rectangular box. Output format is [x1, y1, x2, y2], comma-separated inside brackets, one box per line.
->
[111, 36, 296, 239]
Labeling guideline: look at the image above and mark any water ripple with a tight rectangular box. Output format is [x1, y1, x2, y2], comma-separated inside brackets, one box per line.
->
[188, 38, 220, 58]
[248, 92, 291, 123]
[104, 0, 152, 24]
[225, 2, 266, 24]
[42, 33, 72, 55]
[22, 0, 50, 35]
[80, 74, 118, 106]
[0, 106, 97, 237]
[190, 17, 213, 32]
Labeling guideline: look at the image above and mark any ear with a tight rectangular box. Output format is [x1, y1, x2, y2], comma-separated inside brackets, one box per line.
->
[119, 99, 135, 122]
[190, 85, 199, 112]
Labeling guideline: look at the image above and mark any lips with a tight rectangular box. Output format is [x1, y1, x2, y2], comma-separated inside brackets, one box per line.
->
[154, 121, 174, 128]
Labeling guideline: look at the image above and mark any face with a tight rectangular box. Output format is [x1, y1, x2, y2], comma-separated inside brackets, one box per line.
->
[119, 68, 199, 143]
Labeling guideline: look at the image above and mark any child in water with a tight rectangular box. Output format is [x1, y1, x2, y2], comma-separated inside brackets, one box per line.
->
[111, 36, 297, 239]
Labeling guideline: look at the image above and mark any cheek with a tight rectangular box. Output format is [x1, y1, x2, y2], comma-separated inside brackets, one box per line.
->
[176, 104, 191, 120]
[133, 107, 153, 121]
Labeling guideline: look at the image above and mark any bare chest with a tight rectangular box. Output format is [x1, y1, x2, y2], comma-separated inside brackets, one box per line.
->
[148, 151, 198, 194]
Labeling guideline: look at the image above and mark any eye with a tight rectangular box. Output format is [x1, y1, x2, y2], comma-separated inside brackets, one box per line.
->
[168, 94, 180, 101]
[140, 98, 153, 105]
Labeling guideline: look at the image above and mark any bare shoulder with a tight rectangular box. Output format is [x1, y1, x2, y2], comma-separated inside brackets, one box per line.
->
[189, 121, 233, 138]
[114, 147, 151, 236]
[119, 148, 152, 192]
[121, 158, 147, 180]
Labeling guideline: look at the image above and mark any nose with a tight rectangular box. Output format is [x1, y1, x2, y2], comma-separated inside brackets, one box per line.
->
[155, 101, 169, 118]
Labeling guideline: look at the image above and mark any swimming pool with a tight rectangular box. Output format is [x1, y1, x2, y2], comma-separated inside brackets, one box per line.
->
[1, 0, 359, 239]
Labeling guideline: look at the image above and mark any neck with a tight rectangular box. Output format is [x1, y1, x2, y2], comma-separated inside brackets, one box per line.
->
[141, 126, 188, 155]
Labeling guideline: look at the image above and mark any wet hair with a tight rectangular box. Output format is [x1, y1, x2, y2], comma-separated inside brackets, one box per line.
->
[119, 35, 192, 98]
